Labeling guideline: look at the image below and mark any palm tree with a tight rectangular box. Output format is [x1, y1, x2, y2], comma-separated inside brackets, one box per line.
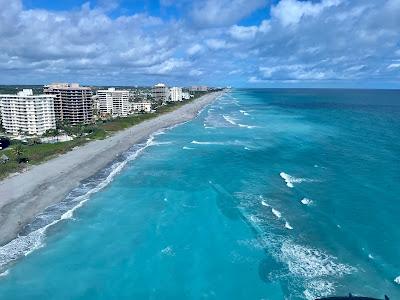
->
[13, 144, 24, 162]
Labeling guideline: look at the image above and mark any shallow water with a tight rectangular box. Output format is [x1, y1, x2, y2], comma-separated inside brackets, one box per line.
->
[0, 89, 399, 299]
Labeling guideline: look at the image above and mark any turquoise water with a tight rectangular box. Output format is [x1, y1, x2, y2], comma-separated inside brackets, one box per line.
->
[0, 89, 399, 299]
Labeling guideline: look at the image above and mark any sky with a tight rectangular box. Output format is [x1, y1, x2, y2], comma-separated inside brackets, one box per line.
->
[0, 0, 400, 88]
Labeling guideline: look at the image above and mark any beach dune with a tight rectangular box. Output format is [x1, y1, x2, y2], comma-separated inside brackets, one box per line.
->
[0, 92, 222, 246]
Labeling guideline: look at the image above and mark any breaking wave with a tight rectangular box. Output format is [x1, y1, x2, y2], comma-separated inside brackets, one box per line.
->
[272, 208, 282, 219]
[280, 172, 315, 188]
[223, 115, 257, 129]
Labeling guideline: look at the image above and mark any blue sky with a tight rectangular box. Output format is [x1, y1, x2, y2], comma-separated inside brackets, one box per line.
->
[1, 0, 399, 88]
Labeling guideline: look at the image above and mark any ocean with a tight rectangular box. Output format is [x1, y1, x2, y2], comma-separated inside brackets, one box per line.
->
[0, 89, 399, 299]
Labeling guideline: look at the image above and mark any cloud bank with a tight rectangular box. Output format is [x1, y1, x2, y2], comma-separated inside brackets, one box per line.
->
[0, 0, 399, 87]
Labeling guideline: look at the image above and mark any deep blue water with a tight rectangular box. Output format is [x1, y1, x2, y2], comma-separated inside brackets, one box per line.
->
[0, 89, 399, 299]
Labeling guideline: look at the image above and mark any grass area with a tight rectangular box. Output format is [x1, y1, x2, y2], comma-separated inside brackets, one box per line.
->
[0, 92, 211, 180]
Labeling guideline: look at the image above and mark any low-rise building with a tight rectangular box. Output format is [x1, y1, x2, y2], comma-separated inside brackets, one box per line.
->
[182, 92, 190, 100]
[131, 102, 152, 113]
[170, 87, 183, 102]
[97, 88, 130, 117]
[0, 89, 56, 136]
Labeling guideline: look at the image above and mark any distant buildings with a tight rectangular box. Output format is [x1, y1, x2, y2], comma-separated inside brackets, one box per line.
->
[189, 86, 208, 92]
[0, 89, 56, 136]
[97, 88, 130, 117]
[170, 87, 183, 102]
[44, 83, 93, 125]
[131, 102, 152, 113]
[152, 83, 169, 102]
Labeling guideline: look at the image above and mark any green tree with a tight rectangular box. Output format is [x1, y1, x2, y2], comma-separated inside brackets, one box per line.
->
[13, 144, 24, 162]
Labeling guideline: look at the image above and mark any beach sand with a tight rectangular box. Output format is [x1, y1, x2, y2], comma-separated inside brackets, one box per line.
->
[0, 92, 223, 246]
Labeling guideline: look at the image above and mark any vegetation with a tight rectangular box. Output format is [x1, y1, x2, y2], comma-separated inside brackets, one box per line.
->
[0, 91, 211, 180]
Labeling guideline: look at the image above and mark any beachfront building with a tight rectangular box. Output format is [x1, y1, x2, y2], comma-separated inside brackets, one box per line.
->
[189, 86, 208, 92]
[0, 89, 56, 136]
[131, 102, 152, 113]
[182, 92, 190, 100]
[97, 88, 130, 117]
[170, 87, 183, 102]
[152, 83, 169, 102]
[44, 83, 93, 125]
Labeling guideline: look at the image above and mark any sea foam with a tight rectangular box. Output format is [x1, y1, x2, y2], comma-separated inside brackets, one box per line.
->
[301, 198, 313, 205]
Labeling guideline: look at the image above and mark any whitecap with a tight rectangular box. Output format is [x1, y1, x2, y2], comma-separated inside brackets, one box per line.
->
[223, 115, 237, 126]
[182, 146, 195, 150]
[301, 198, 313, 205]
[161, 246, 174, 256]
[271, 208, 282, 219]
[368, 254, 374, 260]
[280, 172, 315, 188]
[0, 270, 9, 277]
[394, 276, 400, 285]
[285, 221, 293, 230]
[238, 123, 257, 129]
[239, 110, 250, 116]
[261, 200, 270, 207]
[191, 140, 224, 145]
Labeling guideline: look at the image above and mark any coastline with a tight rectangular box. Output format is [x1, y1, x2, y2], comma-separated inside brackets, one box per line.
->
[0, 91, 223, 247]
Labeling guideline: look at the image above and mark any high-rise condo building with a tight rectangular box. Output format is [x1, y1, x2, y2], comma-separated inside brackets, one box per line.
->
[152, 83, 169, 102]
[0, 89, 56, 136]
[97, 88, 130, 117]
[44, 83, 93, 125]
[170, 87, 183, 102]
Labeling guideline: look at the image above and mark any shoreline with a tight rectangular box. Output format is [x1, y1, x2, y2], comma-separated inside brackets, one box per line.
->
[0, 91, 223, 247]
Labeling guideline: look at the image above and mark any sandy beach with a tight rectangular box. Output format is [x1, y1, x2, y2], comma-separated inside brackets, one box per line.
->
[0, 91, 223, 247]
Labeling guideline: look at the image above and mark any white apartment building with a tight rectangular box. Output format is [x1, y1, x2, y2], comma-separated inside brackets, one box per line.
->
[170, 87, 183, 102]
[131, 102, 152, 113]
[0, 89, 56, 136]
[97, 88, 130, 117]
[152, 83, 169, 102]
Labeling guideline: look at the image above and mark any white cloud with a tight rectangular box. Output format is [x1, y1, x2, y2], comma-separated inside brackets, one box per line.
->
[229, 25, 258, 41]
[0, 0, 399, 86]
[271, 0, 342, 26]
[205, 39, 231, 50]
[187, 44, 204, 56]
[388, 63, 400, 69]
[189, 69, 204, 76]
